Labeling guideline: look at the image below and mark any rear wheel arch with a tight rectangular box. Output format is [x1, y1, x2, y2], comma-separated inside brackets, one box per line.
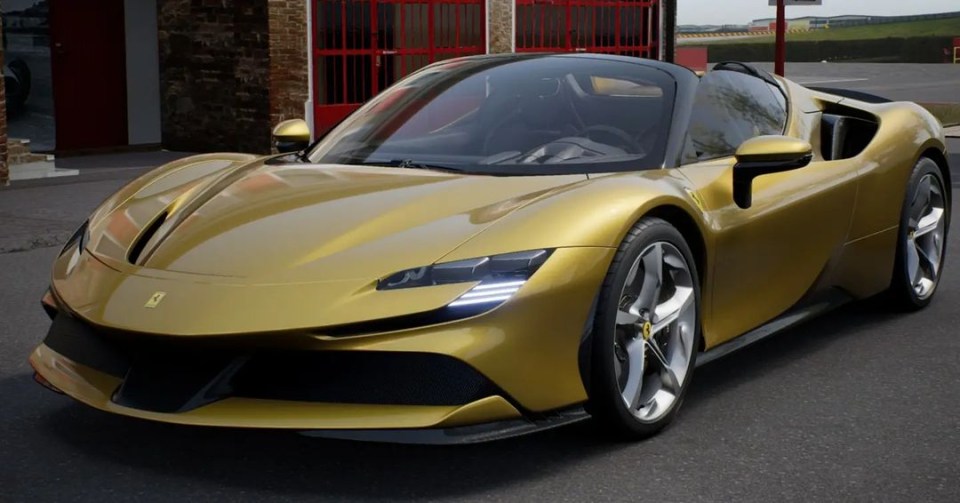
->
[921, 148, 952, 198]
[886, 156, 949, 309]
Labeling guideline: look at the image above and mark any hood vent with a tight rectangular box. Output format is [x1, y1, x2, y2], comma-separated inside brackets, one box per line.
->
[128, 212, 168, 265]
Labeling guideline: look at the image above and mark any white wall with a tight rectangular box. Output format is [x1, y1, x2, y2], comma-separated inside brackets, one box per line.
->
[124, 0, 162, 145]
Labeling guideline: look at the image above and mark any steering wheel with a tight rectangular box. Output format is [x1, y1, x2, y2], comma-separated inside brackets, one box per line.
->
[578, 125, 643, 153]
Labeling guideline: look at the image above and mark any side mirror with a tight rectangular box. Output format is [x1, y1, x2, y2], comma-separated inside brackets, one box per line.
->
[733, 136, 813, 209]
[272, 119, 311, 154]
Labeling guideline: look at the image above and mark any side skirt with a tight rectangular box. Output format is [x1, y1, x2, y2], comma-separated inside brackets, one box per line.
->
[696, 289, 854, 368]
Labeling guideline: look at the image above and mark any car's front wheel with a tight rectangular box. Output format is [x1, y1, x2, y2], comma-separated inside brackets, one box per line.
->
[888, 157, 950, 310]
[589, 217, 701, 440]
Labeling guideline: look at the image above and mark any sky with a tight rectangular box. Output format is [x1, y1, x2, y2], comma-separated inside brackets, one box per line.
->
[678, 0, 960, 25]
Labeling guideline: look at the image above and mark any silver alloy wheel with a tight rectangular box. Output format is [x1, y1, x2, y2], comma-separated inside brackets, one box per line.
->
[907, 173, 947, 299]
[613, 241, 696, 423]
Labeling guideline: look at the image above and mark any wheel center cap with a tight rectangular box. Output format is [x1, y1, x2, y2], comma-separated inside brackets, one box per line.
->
[642, 321, 653, 341]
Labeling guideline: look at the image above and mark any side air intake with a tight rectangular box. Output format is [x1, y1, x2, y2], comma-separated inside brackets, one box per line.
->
[820, 101, 880, 162]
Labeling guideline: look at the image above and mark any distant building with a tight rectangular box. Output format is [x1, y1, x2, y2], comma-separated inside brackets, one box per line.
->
[679, 24, 750, 33]
[808, 15, 874, 29]
[748, 16, 825, 31]
[750, 11, 960, 32]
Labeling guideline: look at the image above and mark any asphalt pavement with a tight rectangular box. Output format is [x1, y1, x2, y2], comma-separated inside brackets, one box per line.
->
[1, 77, 960, 502]
[757, 62, 960, 104]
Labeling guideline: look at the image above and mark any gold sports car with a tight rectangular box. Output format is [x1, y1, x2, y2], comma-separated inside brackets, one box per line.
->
[30, 55, 950, 443]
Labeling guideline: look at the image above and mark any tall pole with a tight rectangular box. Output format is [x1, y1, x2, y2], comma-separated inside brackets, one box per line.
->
[775, 0, 786, 76]
[664, 0, 677, 63]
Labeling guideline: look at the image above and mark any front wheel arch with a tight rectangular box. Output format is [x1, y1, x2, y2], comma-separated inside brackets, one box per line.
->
[586, 216, 702, 439]
[644, 206, 707, 288]
[578, 205, 709, 394]
[577, 205, 707, 390]
[644, 205, 707, 352]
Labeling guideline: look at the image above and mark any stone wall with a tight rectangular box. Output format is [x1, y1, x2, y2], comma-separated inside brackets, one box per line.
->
[158, 0, 273, 153]
[488, 0, 513, 54]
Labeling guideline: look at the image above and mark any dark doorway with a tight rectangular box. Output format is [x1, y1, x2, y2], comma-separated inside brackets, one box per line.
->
[49, 0, 128, 151]
[3, 0, 56, 152]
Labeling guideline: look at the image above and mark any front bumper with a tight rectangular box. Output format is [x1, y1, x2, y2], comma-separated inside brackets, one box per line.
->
[29, 343, 526, 431]
[32, 247, 615, 434]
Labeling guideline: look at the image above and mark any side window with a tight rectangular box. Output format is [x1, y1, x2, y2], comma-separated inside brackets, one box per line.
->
[686, 71, 789, 162]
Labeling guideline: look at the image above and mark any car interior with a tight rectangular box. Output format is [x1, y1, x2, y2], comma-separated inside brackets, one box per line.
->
[356, 69, 669, 169]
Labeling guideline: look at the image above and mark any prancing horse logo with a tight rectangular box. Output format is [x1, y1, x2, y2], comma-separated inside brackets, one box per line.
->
[145, 291, 167, 308]
[642, 321, 653, 341]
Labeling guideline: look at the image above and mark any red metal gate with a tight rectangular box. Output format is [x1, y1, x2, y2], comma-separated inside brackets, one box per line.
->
[515, 0, 661, 58]
[312, 0, 486, 134]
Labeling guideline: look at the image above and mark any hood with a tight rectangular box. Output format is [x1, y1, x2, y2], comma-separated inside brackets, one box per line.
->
[89, 159, 587, 284]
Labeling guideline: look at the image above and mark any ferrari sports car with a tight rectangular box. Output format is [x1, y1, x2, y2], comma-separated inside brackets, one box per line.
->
[30, 54, 950, 443]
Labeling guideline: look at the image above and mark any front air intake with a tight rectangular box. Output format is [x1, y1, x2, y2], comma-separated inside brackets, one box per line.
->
[127, 212, 167, 265]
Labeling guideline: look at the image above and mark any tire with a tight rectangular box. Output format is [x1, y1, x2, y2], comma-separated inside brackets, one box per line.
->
[588, 217, 701, 440]
[887, 157, 950, 310]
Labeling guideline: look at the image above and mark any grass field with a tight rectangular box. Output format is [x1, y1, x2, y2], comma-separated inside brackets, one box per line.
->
[711, 17, 960, 44]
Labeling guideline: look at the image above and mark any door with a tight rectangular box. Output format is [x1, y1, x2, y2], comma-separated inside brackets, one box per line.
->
[50, 0, 128, 151]
[678, 70, 858, 345]
[312, 0, 486, 135]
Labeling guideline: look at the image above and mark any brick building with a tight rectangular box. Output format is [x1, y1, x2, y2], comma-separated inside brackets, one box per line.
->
[0, 1, 676, 185]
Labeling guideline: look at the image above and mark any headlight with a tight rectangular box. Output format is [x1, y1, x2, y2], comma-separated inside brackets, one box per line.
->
[378, 249, 552, 310]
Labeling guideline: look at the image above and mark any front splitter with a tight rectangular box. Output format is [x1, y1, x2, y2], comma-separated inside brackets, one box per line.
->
[301, 406, 590, 445]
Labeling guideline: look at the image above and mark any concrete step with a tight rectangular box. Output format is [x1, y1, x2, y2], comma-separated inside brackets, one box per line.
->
[8, 161, 79, 182]
[945, 125, 960, 138]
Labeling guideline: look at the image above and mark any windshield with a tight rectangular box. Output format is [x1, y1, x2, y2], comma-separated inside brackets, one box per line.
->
[307, 56, 676, 175]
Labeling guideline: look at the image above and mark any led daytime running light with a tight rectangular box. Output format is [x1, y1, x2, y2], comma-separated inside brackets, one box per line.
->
[448, 280, 526, 308]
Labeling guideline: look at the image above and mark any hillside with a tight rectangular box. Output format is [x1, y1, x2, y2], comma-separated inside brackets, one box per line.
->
[710, 17, 960, 44]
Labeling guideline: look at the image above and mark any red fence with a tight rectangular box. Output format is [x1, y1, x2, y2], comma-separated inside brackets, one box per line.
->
[312, 0, 486, 134]
[515, 0, 661, 58]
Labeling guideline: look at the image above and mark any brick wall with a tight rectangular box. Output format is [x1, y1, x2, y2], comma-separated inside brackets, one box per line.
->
[0, 24, 8, 186]
[158, 0, 273, 153]
[268, 0, 309, 128]
[157, 0, 310, 154]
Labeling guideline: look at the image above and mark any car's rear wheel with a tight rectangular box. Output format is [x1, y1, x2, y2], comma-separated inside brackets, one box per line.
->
[888, 158, 949, 310]
[589, 217, 700, 440]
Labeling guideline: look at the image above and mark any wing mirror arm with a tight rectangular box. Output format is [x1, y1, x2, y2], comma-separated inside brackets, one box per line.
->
[733, 136, 814, 209]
